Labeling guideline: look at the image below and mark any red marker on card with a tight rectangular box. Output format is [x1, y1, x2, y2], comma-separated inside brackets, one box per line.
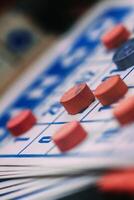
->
[7, 109, 36, 136]
[53, 121, 87, 152]
[60, 83, 95, 114]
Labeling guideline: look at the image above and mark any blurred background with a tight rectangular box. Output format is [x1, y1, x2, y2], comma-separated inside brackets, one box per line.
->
[0, 0, 98, 95]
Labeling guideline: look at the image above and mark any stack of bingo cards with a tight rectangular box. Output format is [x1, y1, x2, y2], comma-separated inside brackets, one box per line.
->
[0, 0, 134, 199]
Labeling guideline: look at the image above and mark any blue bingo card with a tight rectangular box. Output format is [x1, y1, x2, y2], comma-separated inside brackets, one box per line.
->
[0, 0, 134, 171]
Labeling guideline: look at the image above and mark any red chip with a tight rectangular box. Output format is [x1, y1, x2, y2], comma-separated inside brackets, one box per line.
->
[101, 24, 130, 49]
[60, 83, 95, 115]
[97, 169, 134, 194]
[53, 121, 87, 152]
[113, 96, 134, 125]
[94, 75, 128, 106]
[6, 109, 36, 136]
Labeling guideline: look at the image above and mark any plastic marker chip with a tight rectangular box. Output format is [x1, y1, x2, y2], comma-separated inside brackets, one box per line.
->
[113, 96, 134, 125]
[113, 38, 134, 70]
[7, 29, 33, 52]
[53, 121, 87, 152]
[60, 83, 95, 115]
[101, 24, 130, 49]
[94, 75, 128, 106]
[6, 109, 36, 136]
[97, 170, 134, 194]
